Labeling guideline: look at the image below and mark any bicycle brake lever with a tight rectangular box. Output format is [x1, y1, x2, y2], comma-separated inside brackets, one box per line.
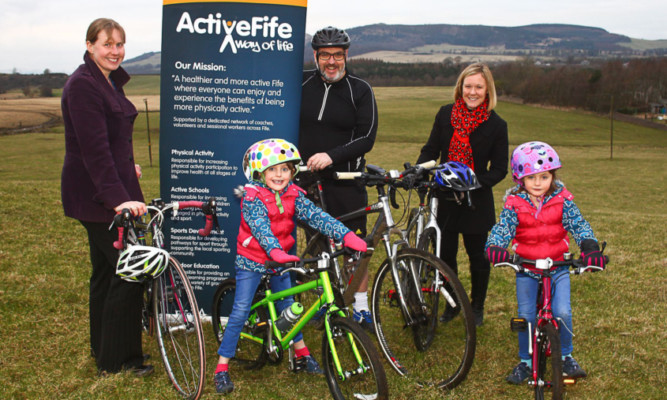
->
[389, 187, 399, 209]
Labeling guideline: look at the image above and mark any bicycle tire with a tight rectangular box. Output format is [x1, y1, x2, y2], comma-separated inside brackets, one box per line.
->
[371, 248, 476, 390]
[535, 323, 563, 400]
[405, 207, 421, 247]
[416, 226, 438, 255]
[153, 257, 206, 400]
[411, 227, 443, 350]
[321, 316, 389, 400]
[295, 220, 329, 259]
[210, 279, 268, 370]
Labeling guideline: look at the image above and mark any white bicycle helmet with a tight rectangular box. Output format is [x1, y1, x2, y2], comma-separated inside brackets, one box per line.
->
[117, 245, 170, 282]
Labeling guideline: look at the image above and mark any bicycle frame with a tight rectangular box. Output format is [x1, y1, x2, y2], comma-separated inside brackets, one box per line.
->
[302, 168, 439, 328]
[408, 187, 442, 256]
[240, 257, 370, 379]
[529, 269, 561, 386]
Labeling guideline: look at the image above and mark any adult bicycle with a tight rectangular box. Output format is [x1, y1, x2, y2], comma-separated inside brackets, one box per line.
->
[297, 163, 476, 389]
[113, 198, 217, 400]
[211, 248, 388, 400]
[493, 251, 608, 400]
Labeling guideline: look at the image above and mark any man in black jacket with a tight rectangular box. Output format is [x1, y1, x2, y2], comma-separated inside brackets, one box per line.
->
[298, 26, 378, 332]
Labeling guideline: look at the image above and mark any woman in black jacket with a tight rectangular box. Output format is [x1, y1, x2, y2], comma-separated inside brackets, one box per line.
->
[417, 63, 508, 326]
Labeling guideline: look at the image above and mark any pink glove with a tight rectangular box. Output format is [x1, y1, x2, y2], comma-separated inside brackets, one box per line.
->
[343, 232, 367, 252]
[486, 246, 510, 264]
[269, 248, 300, 263]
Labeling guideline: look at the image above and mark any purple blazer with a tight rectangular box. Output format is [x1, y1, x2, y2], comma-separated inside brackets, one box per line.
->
[61, 52, 143, 223]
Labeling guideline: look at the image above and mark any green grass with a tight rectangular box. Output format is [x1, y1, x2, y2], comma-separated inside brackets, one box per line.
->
[0, 86, 665, 399]
[124, 74, 161, 96]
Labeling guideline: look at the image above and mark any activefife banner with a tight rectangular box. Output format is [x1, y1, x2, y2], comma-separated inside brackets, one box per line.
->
[159, 0, 307, 313]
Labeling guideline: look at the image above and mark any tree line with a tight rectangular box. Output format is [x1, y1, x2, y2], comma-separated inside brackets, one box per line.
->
[4, 57, 665, 115]
[339, 57, 667, 114]
[0, 70, 68, 97]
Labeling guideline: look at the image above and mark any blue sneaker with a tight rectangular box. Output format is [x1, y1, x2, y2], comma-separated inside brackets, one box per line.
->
[214, 370, 234, 394]
[353, 309, 375, 334]
[505, 362, 531, 384]
[294, 355, 323, 374]
[562, 356, 587, 378]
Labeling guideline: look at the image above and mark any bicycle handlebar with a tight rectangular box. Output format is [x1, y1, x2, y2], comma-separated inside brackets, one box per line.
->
[493, 253, 609, 275]
[112, 197, 219, 250]
[399, 160, 438, 178]
[264, 247, 357, 275]
[172, 198, 219, 237]
[112, 209, 133, 250]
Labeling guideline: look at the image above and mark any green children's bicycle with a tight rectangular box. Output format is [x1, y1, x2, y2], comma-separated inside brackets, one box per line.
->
[211, 248, 388, 400]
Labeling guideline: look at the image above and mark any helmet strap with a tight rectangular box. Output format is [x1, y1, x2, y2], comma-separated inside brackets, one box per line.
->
[530, 194, 545, 217]
[260, 174, 286, 214]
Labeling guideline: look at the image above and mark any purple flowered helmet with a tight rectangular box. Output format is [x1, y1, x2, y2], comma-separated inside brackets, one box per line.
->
[242, 138, 302, 182]
[510, 141, 561, 183]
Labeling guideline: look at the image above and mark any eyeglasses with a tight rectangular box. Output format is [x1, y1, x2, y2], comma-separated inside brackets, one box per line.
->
[318, 51, 345, 61]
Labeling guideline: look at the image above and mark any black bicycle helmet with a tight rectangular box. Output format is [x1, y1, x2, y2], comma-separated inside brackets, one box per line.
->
[311, 26, 351, 49]
[434, 162, 482, 191]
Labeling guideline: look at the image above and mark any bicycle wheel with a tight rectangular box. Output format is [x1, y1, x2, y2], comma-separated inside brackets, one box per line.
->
[371, 248, 476, 390]
[153, 257, 205, 400]
[210, 279, 268, 369]
[321, 316, 389, 400]
[535, 323, 563, 400]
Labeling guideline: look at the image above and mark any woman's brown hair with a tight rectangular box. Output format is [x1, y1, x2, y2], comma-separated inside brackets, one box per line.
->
[86, 18, 125, 44]
[514, 170, 559, 197]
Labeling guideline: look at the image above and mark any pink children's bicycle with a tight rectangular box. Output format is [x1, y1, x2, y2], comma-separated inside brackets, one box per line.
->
[493, 249, 608, 400]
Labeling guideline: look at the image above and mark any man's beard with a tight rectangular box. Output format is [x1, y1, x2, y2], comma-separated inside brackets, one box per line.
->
[319, 65, 345, 83]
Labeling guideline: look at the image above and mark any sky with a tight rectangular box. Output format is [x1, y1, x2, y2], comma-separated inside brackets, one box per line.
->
[1, 0, 665, 74]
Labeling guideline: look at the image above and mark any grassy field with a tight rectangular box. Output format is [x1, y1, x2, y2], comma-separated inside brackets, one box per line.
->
[0, 85, 665, 399]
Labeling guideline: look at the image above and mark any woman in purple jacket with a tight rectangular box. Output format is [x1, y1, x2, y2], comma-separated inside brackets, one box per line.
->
[61, 18, 151, 376]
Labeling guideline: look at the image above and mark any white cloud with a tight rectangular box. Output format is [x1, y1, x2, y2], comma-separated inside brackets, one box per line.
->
[1, 0, 664, 74]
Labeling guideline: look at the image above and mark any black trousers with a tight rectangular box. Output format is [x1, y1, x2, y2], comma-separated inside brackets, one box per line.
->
[80, 221, 144, 372]
[439, 229, 490, 310]
[320, 181, 368, 237]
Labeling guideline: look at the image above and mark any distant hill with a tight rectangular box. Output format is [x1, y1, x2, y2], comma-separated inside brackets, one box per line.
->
[122, 23, 667, 74]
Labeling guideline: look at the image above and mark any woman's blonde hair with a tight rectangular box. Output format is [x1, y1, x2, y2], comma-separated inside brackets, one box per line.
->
[454, 63, 497, 110]
[86, 18, 125, 45]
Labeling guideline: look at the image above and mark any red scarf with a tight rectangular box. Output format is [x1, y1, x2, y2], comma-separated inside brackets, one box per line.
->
[448, 97, 490, 169]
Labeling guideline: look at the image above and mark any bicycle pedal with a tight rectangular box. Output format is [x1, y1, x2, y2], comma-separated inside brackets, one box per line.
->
[510, 317, 528, 332]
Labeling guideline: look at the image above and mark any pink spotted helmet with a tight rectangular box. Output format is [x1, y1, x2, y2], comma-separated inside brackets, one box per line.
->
[510, 141, 561, 183]
[242, 138, 302, 182]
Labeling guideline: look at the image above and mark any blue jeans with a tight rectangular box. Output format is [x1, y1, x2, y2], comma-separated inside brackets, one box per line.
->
[217, 267, 302, 358]
[516, 269, 573, 360]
